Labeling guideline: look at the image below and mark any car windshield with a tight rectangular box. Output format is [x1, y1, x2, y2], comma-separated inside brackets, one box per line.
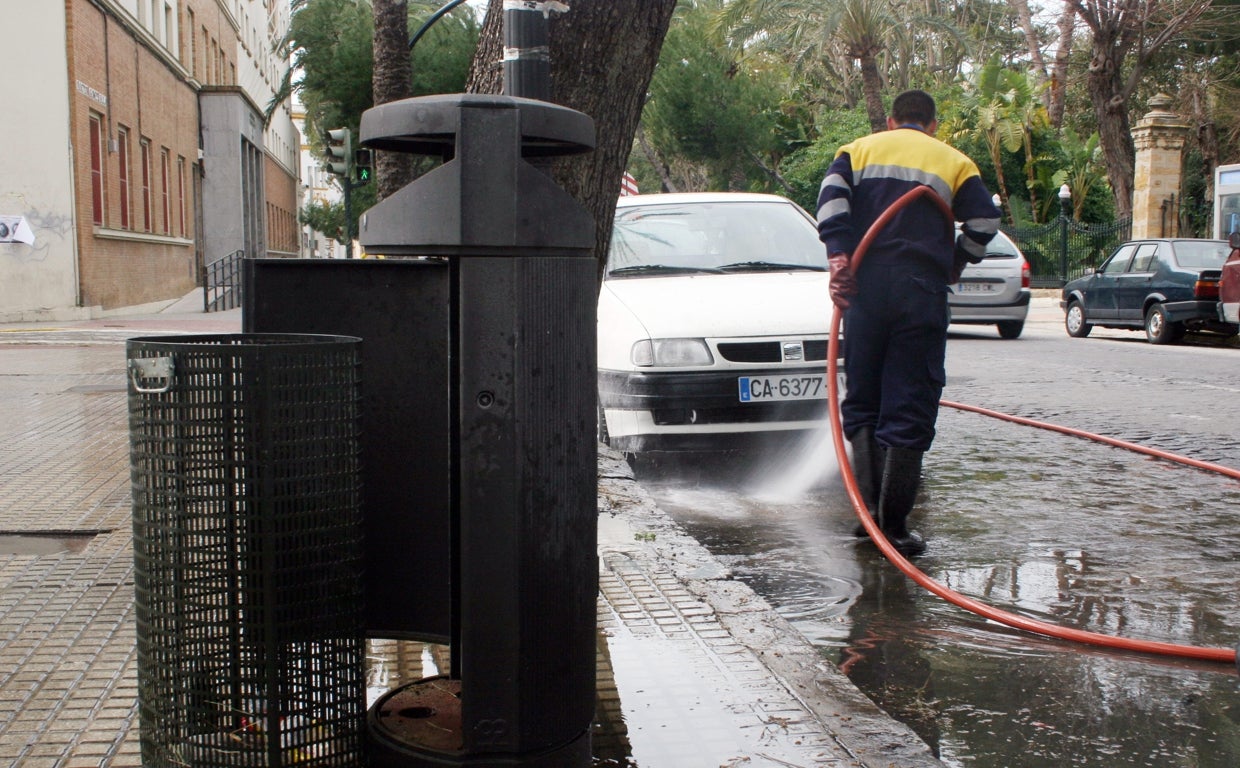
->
[985, 232, 1021, 258]
[606, 201, 826, 277]
[1172, 240, 1230, 269]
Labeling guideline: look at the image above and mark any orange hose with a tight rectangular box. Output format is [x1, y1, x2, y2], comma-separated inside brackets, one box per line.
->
[827, 185, 1238, 666]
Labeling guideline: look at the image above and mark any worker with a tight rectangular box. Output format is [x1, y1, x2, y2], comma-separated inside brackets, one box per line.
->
[817, 89, 1001, 555]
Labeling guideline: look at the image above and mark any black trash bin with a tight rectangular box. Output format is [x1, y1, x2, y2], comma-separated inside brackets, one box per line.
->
[127, 334, 366, 767]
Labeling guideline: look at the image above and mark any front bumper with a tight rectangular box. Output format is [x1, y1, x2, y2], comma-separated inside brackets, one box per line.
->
[598, 367, 832, 452]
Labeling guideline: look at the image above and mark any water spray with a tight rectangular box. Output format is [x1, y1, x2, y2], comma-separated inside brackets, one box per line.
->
[829, 185, 1238, 668]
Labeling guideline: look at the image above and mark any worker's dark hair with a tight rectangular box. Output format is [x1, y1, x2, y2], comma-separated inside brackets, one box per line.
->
[891, 90, 936, 127]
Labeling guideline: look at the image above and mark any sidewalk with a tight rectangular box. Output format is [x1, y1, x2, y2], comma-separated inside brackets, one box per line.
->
[0, 293, 941, 768]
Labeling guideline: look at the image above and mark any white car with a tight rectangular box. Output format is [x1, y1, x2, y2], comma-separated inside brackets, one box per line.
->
[597, 193, 833, 454]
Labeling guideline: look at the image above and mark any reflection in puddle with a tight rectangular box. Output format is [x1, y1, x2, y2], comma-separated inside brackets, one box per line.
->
[365, 622, 839, 765]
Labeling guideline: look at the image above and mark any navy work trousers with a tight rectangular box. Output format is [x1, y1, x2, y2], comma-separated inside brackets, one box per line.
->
[841, 262, 948, 452]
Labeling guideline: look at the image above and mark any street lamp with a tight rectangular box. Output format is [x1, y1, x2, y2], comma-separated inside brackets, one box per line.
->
[1058, 184, 1072, 285]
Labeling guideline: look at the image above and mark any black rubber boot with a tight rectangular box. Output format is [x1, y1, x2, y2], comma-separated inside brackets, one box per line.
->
[878, 447, 927, 556]
[848, 427, 882, 537]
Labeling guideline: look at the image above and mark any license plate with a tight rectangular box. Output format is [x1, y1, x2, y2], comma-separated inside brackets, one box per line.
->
[738, 374, 826, 402]
[956, 281, 996, 293]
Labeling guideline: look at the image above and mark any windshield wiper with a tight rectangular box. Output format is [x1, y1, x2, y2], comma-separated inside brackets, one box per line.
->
[717, 261, 826, 272]
[608, 264, 724, 276]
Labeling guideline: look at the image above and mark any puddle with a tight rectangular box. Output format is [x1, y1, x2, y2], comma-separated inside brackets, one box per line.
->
[634, 410, 1240, 768]
[65, 382, 127, 394]
[364, 630, 827, 767]
[0, 532, 99, 555]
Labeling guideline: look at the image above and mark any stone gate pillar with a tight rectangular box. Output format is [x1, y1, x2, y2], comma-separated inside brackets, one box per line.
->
[1131, 93, 1189, 239]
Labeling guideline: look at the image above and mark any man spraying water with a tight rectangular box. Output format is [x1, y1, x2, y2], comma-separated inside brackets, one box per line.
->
[816, 89, 1001, 555]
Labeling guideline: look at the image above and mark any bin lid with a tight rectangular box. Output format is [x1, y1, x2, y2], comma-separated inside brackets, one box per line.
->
[360, 93, 594, 158]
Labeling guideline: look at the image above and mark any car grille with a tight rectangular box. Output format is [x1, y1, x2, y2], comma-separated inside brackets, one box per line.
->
[653, 400, 827, 425]
[717, 340, 829, 363]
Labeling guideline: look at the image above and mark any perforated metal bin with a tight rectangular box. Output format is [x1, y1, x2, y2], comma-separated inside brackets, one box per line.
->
[127, 334, 365, 767]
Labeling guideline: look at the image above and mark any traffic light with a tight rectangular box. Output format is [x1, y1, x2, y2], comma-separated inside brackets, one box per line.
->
[325, 128, 352, 179]
[354, 148, 373, 185]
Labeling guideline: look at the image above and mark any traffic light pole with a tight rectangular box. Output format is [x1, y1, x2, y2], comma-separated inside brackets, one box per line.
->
[326, 128, 373, 258]
[342, 178, 354, 259]
[341, 177, 372, 259]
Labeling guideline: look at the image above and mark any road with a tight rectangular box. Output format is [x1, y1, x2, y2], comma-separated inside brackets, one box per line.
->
[945, 300, 1240, 467]
[633, 297, 1240, 768]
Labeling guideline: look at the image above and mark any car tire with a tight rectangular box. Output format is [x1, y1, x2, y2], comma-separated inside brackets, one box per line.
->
[997, 320, 1024, 339]
[1065, 299, 1092, 338]
[1144, 303, 1185, 344]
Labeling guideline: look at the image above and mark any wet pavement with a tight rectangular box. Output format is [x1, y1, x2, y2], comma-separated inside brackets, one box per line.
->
[630, 298, 1240, 767]
[0, 292, 937, 768]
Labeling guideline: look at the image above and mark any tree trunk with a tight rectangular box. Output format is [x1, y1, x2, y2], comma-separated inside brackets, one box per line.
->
[1070, 0, 1211, 219]
[858, 51, 887, 133]
[467, 0, 678, 283]
[1047, 6, 1074, 129]
[1008, 0, 1048, 91]
[986, 133, 1012, 221]
[1085, 45, 1135, 218]
[372, 0, 415, 199]
[636, 123, 677, 194]
[1190, 84, 1219, 221]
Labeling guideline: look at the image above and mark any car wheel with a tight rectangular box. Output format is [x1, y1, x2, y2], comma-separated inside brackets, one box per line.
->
[1144, 303, 1185, 344]
[997, 320, 1024, 339]
[1065, 300, 1092, 338]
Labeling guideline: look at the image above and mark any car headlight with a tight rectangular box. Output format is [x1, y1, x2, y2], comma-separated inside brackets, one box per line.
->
[631, 338, 714, 367]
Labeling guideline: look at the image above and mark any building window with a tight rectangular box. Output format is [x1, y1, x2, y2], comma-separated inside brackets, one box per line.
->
[186, 9, 195, 75]
[177, 156, 187, 237]
[140, 139, 152, 232]
[149, 0, 160, 40]
[160, 148, 171, 235]
[117, 127, 131, 229]
[88, 114, 105, 226]
[164, 2, 174, 50]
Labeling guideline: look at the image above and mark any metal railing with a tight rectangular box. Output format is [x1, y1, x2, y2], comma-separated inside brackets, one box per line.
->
[203, 249, 244, 312]
[1002, 216, 1132, 288]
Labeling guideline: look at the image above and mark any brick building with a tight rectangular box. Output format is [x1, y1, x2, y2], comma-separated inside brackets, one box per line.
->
[0, 0, 299, 321]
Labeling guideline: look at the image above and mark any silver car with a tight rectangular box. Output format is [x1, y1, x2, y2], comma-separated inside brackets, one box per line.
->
[947, 229, 1031, 339]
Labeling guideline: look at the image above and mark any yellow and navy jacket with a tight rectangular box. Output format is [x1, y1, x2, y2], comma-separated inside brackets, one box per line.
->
[816, 126, 1001, 280]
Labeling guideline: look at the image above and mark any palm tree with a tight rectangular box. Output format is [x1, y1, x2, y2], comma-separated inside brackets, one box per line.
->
[942, 59, 1028, 222]
[1053, 129, 1107, 222]
[716, 0, 904, 133]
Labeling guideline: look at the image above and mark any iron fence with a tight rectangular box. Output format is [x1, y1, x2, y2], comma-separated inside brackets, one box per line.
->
[203, 249, 245, 312]
[1002, 216, 1132, 288]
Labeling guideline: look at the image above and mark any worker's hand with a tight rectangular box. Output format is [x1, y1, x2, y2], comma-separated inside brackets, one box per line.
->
[950, 236, 982, 284]
[828, 252, 857, 310]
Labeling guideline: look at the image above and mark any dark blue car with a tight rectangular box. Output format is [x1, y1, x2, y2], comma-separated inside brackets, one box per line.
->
[1060, 238, 1238, 344]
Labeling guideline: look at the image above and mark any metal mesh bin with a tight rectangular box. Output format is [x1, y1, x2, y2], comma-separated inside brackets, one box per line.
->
[127, 334, 365, 767]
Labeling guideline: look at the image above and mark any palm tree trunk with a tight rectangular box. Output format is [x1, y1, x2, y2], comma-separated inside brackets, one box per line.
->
[372, 0, 414, 199]
[859, 53, 886, 133]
